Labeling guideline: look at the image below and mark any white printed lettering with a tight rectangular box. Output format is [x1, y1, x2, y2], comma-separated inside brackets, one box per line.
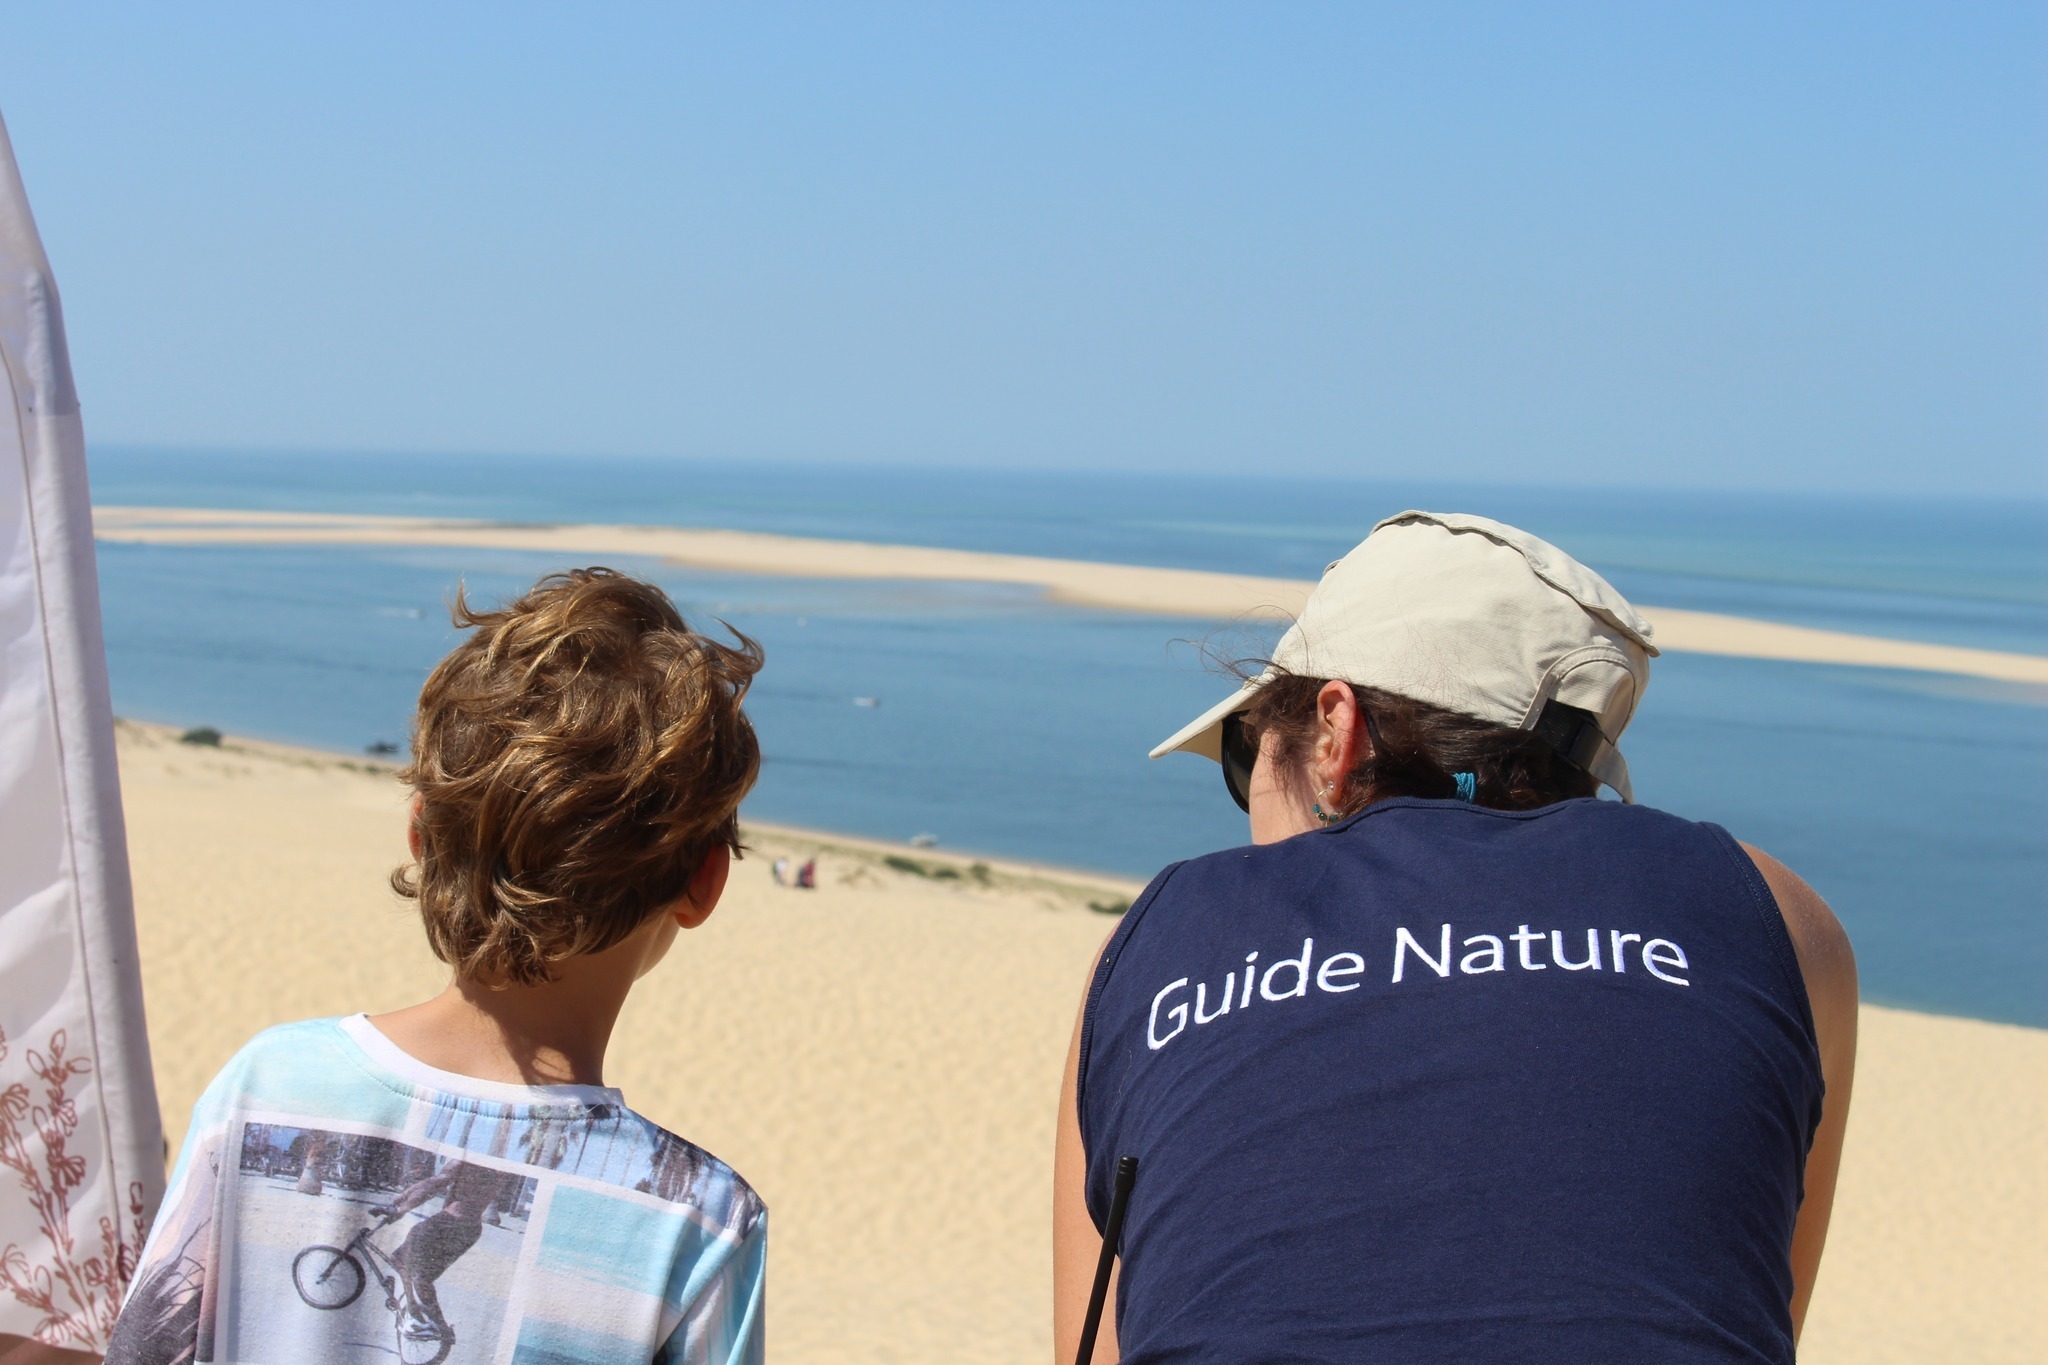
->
[1642, 939, 1690, 986]
[1551, 929, 1601, 971]
[1194, 974, 1234, 1024]
[1148, 978, 1190, 1049]
[1460, 934, 1506, 974]
[1392, 924, 1453, 983]
[1146, 924, 1693, 1050]
[1261, 939, 1314, 1000]
[1316, 951, 1366, 992]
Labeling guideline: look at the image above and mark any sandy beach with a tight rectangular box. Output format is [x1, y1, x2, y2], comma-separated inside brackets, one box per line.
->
[116, 720, 2045, 1363]
[91, 505, 2048, 686]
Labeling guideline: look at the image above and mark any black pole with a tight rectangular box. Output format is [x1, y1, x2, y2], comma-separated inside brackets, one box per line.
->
[1075, 1155, 1138, 1365]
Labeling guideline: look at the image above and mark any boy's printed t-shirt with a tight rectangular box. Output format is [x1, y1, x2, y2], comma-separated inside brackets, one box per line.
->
[106, 1016, 765, 1365]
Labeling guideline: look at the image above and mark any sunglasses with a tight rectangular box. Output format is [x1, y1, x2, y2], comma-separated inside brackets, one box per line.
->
[1220, 712, 1259, 814]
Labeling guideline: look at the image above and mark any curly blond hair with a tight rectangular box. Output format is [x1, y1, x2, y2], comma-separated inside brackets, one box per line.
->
[392, 567, 763, 985]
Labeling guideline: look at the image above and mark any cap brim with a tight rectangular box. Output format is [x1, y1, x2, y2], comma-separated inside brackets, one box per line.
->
[1148, 677, 1266, 762]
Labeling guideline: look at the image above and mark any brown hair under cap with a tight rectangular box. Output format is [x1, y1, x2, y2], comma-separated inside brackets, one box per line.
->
[1244, 672, 1595, 817]
[392, 567, 763, 986]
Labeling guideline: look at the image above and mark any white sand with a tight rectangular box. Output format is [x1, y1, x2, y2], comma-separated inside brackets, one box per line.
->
[116, 722, 2046, 1362]
[92, 506, 2048, 685]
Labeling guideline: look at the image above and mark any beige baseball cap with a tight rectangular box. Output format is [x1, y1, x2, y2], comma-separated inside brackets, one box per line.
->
[1149, 510, 1658, 801]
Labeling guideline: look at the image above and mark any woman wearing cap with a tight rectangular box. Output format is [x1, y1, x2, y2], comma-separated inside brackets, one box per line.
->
[1053, 513, 1855, 1364]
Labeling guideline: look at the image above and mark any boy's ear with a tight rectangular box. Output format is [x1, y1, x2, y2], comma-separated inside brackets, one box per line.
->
[676, 845, 731, 929]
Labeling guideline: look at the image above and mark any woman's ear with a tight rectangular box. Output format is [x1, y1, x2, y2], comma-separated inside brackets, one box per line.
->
[676, 844, 732, 929]
[407, 793, 422, 861]
[1314, 681, 1366, 794]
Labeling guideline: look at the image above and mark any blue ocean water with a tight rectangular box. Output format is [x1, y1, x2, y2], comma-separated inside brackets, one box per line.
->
[87, 449, 2048, 1027]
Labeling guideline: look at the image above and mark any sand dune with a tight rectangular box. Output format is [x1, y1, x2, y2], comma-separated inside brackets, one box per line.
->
[114, 721, 2045, 1363]
[92, 505, 2048, 685]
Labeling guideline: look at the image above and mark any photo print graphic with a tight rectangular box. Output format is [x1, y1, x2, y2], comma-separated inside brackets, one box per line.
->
[109, 1099, 756, 1364]
[417, 1100, 731, 1217]
[257, 1126, 535, 1365]
[116, 1124, 539, 1365]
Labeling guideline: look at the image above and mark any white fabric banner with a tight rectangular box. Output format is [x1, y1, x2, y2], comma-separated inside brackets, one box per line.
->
[0, 110, 164, 1359]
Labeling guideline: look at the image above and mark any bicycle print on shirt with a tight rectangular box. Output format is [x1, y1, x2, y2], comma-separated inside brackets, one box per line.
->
[104, 1018, 767, 1365]
[115, 1124, 545, 1365]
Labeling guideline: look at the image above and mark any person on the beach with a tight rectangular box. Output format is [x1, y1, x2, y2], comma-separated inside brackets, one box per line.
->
[1053, 512, 1857, 1363]
[373, 1160, 520, 1344]
[110, 567, 768, 1365]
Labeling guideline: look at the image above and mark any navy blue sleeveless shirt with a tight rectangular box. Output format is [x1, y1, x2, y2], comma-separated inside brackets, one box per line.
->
[1080, 797, 1823, 1363]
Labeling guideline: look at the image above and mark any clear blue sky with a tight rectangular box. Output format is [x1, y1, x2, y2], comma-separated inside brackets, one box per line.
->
[3, 2, 2041, 495]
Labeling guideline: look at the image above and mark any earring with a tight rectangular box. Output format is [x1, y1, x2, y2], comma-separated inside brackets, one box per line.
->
[1311, 783, 1341, 824]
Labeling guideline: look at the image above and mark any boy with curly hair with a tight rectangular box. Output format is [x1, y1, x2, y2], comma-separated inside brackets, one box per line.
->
[110, 568, 768, 1365]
